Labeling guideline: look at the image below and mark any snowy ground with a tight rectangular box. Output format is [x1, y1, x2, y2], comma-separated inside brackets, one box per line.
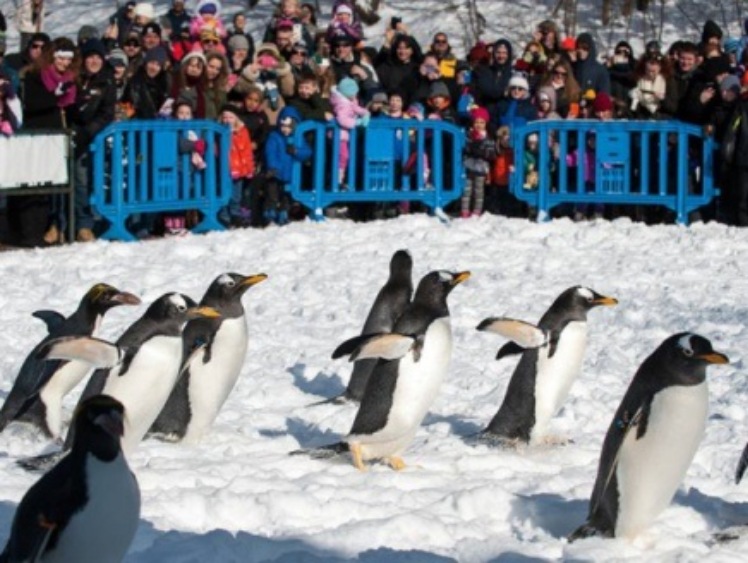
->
[0, 215, 747, 561]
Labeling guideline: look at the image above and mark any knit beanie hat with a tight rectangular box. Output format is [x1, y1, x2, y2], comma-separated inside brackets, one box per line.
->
[470, 106, 490, 123]
[702, 19, 723, 44]
[108, 48, 129, 68]
[133, 2, 155, 19]
[181, 51, 207, 68]
[592, 92, 613, 113]
[197, 0, 220, 15]
[508, 74, 529, 91]
[720, 74, 741, 95]
[428, 80, 450, 99]
[338, 77, 359, 98]
[81, 38, 107, 59]
[228, 34, 249, 52]
[144, 45, 168, 66]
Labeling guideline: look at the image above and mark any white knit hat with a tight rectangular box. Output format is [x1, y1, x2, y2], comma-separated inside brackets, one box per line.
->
[133, 2, 155, 19]
[508, 74, 529, 91]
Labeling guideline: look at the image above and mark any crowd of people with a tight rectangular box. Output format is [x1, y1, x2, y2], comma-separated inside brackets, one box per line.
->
[0, 0, 747, 246]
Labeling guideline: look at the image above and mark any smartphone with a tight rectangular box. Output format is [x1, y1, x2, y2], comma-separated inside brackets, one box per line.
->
[390, 16, 401, 30]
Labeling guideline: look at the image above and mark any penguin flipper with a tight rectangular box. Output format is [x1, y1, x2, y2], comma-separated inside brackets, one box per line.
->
[332, 333, 414, 361]
[35, 336, 123, 369]
[16, 450, 66, 473]
[736, 441, 748, 484]
[31, 310, 66, 333]
[477, 318, 547, 349]
[495, 342, 526, 361]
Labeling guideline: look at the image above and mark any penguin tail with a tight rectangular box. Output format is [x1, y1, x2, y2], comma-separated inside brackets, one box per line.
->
[567, 522, 604, 543]
[736, 441, 748, 484]
[16, 450, 66, 473]
[290, 442, 350, 460]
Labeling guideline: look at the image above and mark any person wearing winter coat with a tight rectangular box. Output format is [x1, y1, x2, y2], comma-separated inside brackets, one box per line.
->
[374, 34, 422, 107]
[491, 74, 538, 130]
[235, 42, 295, 125]
[0, 69, 23, 135]
[461, 106, 496, 217]
[68, 39, 116, 242]
[473, 38, 514, 107]
[330, 76, 369, 187]
[4, 31, 49, 74]
[189, 0, 227, 43]
[219, 103, 254, 226]
[572, 33, 610, 96]
[607, 41, 637, 109]
[121, 45, 171, 119]
[286, 71, 333, 122]
[263, 105, 312, 224]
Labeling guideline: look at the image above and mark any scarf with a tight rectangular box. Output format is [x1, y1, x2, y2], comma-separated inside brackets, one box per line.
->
[40, 66, 77, 108]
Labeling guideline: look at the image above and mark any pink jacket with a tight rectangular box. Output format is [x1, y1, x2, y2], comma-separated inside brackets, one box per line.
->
[330, 87, 368, 140]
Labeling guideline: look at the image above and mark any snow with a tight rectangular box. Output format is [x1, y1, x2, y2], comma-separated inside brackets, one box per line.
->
[0, 215, 747, 561]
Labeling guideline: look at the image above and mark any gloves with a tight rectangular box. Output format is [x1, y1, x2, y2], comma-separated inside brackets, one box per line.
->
[355, 114, 370, 127]
[158, 98, 175, 118]
[193, 139, 206, 156]
[54, 81, 73, 97]
[265, 83, 279, 111]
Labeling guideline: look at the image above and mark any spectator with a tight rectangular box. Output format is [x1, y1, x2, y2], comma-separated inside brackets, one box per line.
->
[263, 105, 312, 224]
[286, 70, 332, 122]
[77, 25, 101, 49]
[225, 13, 255, 64]
[0, 35, 21, 93]
[629, 52, 677, 120]
[701, 19, 723, 58]
[461, 106, 496, 217]
[467, 41, 490, 70]
[412, 52, 445, 105]
[724, 37, 742, 74]
[236, 42, 295, 125]
[198, 28, 226, 56]
[326, 2, 363, 48]
[426, 79, 456, 122]
[427, 32, 457, 86]
[165, 0, 191, 42]
[5, 32, 49, 74]
[219, 103, 254, 227]
[190, 0, 226, 43]
[170, 51, 207, 118]
[375, 34, 421, 106]
[204, 52, 228, 118]
[121, 45, 170, 118]
[170, 21, 194, 64]
[0, 69, 23, 135]
[287, 41, 314, 82]
[488, 125, 515, 215]
[226, 34, 251, 89]
[16, 0, 45, 51]
[299, 3, 318, 42]
[103, 0, 136, 49]
[107, 48, 131, 120]
[607, 41, 636, 110]
[329, 35, 378, 101]
[573, 33, 610, 95]
[539, 58, 580, 118]
[680, 54, 731, 125]
[673, 41, 699, 110]
[533, 20, 561, 70]
[492, 73, 537, 129]
[718, 74, 748, 225]
[514, 40, 547, 92]
[263, 0, 313, 52]
[14, 37, 79, 247]
[132, 2, 156, 33]
[236, 84, 270, 169]
[330, 76, 369, 187]
[473, 39, 513, 107]
[141, 22, 163, 52]
[68, 38, 116, 242]
[121, 32, 144, 78]
[535, 85, 560, 119]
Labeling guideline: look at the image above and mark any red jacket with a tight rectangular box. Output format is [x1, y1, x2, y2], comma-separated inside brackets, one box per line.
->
[229, 125, 255, 179]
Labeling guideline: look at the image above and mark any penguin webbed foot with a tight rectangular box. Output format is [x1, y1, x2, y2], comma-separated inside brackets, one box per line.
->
[474, 431, 526, 450]
[386, 456, 407, 471]
[540, 434, 573, 447]
[567, 522, 610, 543]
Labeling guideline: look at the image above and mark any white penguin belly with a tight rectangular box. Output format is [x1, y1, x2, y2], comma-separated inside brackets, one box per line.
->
[615, 382, 708, 539]
[354, 317, 452, 460]
[39, 361, 92, 438]
[183, 318, 248, 443]
[43, 453, 140, 563]
[531, 321, 587, 442]
[103, 336, 183, 455]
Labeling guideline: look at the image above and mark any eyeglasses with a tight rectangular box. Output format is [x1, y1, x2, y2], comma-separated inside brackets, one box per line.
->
[292, 49, 307, 56]
[202, 39, 219, 45]
[124, 41, 140, 47]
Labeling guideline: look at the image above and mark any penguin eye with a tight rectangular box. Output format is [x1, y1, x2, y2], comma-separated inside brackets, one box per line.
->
[177, 304, 187, 313]
[682, 347, 694, 357]
[226, 280, 236, 288]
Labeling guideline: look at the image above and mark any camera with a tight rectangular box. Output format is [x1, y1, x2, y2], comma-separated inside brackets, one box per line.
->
[390, 16, 401, 30]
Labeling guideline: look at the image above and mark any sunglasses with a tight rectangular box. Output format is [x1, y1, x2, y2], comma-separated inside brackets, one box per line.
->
[124, 41, 140, 47]
[203, 39, 219, 45]
[615, 49, 630, 55]
[292, 49, 307, 55]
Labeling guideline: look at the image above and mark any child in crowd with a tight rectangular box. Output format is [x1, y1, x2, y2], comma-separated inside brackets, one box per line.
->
[488, 125, 516, 215]
[461, 106, 496, 217]
[425, 80, 456, 122]
[220, 103, 255, 227]
[0, 71, 22, 135]
[387, 91, 404, 118]
[263, 106, 312, 224]
[190, 0, 226, 42]
[286, 71, 333, 122]
[523, 133, 539, 191]
[330, 76, 369, 188]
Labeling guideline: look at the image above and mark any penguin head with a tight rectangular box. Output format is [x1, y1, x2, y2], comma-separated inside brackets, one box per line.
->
[205, 273, 268, 304]
[82, 283, 142, 313]
[71, 394, 126, 461]
[146, 293, 221, 327]
[413, 270, 471, 309]
[656, 332, 729, 385]
[557, 286, 618, 318]
[390, 250, 413, 279]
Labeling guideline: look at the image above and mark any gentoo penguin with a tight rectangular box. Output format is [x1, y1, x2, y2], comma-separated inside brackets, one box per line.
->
[477, 286, 617, 445]
[338, 249, 413, 403]
[149, 272, 267, 443]
[300, 270, 470, 471]
[569, 333, 728, 541]
[19, 293, 219, 470]
[1, 395, 140, 563]
[0, 283, 140, 439]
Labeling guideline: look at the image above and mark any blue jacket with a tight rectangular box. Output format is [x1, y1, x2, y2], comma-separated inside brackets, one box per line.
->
[264, 106, 312, 184]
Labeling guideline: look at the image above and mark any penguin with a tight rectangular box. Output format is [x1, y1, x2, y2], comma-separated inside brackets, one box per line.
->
[1, 395, 140, 563]
[0, 283, 141, 439]
[18, 293, 219, 471]
[149, 272, 268, 443]
[569, 333, 728, 541]
[476, 286, 617, 446]
[298, 270, 470, 471]
[338, 249, 413, 403]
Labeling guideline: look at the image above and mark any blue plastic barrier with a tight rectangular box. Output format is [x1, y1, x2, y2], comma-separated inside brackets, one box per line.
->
[286, 118, 466, 219]
[91, 120, 232, 240]
[510, 120, 718, 224]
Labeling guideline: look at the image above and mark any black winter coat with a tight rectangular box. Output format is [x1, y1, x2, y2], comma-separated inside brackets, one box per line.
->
[121, 68, 171, 120]
[69, 68, 117, 157]
[21, 70, 67, 130]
